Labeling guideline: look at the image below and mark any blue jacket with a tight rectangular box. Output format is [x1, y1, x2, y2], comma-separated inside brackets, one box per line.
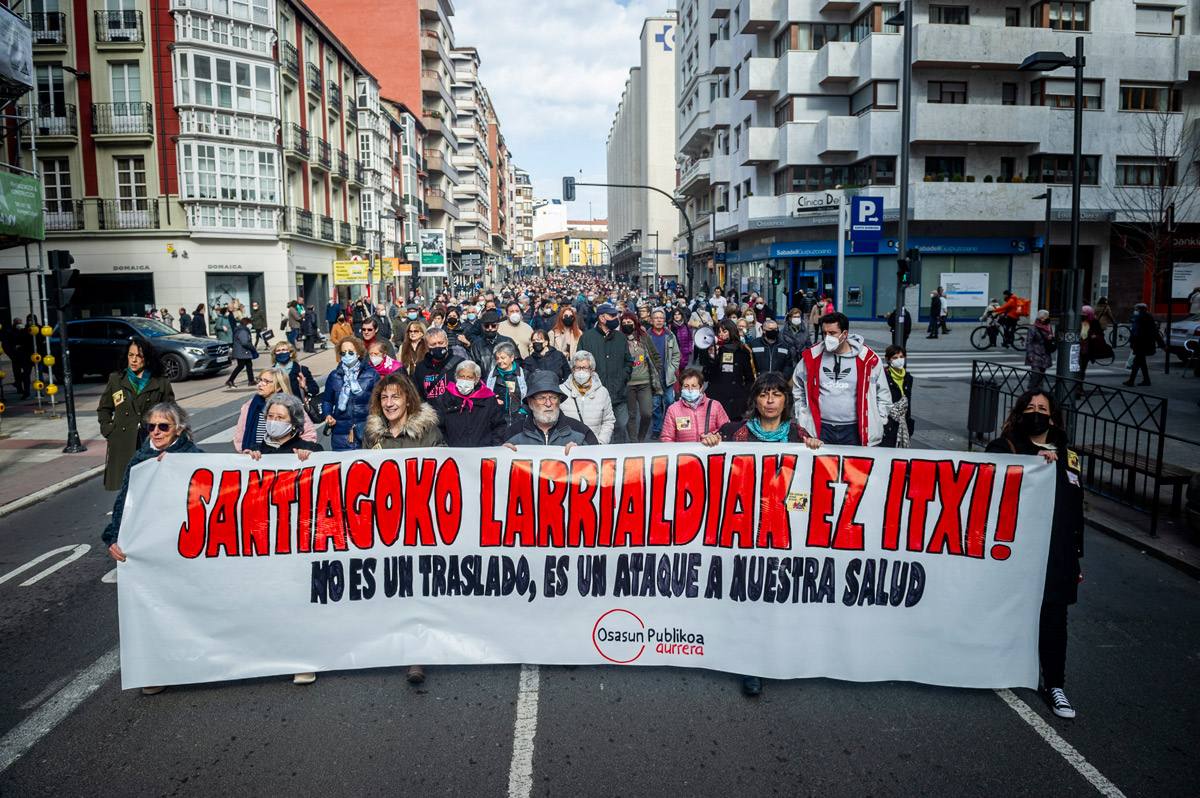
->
[103, 435, 204, 545]
[322, 359, 379, 450]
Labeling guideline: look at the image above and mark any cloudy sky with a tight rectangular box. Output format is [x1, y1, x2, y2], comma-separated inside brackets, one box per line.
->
[454, 0, 669, 221]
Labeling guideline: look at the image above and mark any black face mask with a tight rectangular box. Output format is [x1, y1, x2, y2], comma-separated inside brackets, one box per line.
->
[621, 324, 635, 335]
[562, 314, 574, 325]
[429, 346, 448, 361]
[1018, 412, 1051, 437]
[533, 342, 546, 353]
[763, 329, 779, 341]
[447, 317, 459, 327]
[604, 318, 620, 332]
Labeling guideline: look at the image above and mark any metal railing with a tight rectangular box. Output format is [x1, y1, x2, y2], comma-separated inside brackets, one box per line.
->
[339, 221, 352, 244]
[281, 41, 299, 77]
[43, 201, 85, 231]
[355, 226, 366, 247]
[94, 10, 144, 43]
[91, 102, 153, 135]
[319, 214, 335, 241]
[284, 122, 309, 155]
[328, 81, 342, 108]
[353, 160, 365, 183]
[305, 62, 322, 93]
[98, 199, 160, 230]
[967, 360, 1197, 537]
[29, 12, 66, 45]
[284, 206, 313, 237]
[336, 150, 349, 178]
[314, 136, 331, 168]
[24, 104, 77, 137]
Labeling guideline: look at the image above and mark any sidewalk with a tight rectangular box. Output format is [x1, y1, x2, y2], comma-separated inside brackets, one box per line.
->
[0, 347, 334, 512]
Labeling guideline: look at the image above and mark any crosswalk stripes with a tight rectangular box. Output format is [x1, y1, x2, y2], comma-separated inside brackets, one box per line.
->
[903, 349, 1124, 381]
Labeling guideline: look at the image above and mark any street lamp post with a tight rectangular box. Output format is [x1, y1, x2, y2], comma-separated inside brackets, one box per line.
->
[1021, 37, 1086, 380]
[886, 1, 914, 349]
[1033, 189, 1052, 319]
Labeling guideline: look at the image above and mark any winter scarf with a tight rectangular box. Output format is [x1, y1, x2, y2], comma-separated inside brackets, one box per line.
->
[446, 381, 496, 412]
[126, 367, 150, 395]
[746, 417, 791, 442]
[337, 362, 365, 412]
[240, 393, 267, 452]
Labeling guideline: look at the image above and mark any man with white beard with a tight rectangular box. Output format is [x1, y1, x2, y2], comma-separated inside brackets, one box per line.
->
[502, 370, 599, 453]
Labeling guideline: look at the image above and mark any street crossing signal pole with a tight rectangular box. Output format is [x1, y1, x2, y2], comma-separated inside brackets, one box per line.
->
[565, 176, 697, 297]
[890, 0, 914, 349]
[48, 250, 85, 453]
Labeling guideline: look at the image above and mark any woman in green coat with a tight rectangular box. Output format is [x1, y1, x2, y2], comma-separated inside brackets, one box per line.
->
[97, 340, 175, 490]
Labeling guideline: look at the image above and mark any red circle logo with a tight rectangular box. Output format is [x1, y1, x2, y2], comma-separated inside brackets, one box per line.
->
[592, 608, 646, 664]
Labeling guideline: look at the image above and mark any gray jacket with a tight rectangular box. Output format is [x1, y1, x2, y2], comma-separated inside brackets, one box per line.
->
[502, 413, 599, 447]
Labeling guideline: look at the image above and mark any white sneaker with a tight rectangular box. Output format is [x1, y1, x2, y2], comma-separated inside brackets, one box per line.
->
[292, 672, 317, 685]
[1047, 687, 1076, 719]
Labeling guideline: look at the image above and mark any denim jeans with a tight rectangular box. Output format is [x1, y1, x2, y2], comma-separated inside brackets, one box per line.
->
[651, 385, 675, 439]
[611, 402, 630, 443]
[820, 421, 862, 446]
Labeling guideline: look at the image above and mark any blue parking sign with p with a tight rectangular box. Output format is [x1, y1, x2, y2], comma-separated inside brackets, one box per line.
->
[850, 196, 883, 241]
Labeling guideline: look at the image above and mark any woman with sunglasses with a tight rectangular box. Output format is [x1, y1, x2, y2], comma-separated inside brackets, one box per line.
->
[97, 340, 175, 491]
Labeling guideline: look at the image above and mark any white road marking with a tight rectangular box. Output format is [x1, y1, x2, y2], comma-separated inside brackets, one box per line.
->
[0, 647, 120, 775]
[101, 568, 118, 584]
[0, 544, 91, 587]
[18, 674, 73, 711]
[507, 664, 541, 798]
[994, 688, 1127, 797]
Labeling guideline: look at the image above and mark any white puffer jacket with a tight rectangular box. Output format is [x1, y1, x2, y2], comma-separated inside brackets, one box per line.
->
[559, 374, 617, 445]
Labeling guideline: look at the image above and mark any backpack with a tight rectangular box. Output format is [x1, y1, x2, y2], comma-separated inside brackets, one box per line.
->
[1015, 297, 1031, 318]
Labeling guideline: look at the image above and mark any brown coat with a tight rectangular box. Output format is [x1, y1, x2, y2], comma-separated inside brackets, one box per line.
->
[96, 370, 175, 490]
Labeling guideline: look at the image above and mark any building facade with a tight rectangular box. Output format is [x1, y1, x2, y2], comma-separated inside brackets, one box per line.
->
[449, 47, 492, 280]
[511, 167, 535, 273]
[606, 13, 680, 286]
[535, 229, 608, 272]
[673, 0, 1199, 319]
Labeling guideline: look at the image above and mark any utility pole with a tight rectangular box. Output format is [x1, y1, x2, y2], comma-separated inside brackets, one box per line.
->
[890, 0, 914, 348]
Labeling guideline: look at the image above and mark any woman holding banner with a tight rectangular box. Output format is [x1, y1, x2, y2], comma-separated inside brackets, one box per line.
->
[660, 367, 728, 443]
[433, 360, 508, 447]
[701, 372, 822, 697]
[986, 390, 1084, 719]
[363, 373, 444, 451]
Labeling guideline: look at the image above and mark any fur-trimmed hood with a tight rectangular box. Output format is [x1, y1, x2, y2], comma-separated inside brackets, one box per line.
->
[365, 402, 441, 446]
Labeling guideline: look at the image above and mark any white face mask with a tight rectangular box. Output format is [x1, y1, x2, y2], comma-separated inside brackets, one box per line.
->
[823, 334, 842, 353]
[891, 358, 906, 370]
[455, 378, 476, 395]
[265, 419, 292, 439]
[508, 312, 522, 325]
[573, 369, 592, 385]
[369, 354, 384, 367]
[789, 317, 802, 326]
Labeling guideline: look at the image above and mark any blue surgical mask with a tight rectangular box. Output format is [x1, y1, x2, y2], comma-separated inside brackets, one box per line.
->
[681, 388, 702, 404]
[341, 352, 358, 367]
[274, 352, 291, 365]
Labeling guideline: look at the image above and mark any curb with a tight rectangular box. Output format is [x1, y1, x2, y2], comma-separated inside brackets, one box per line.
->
[1086, 518, 1200, 580]
[0, 465, 105, 519]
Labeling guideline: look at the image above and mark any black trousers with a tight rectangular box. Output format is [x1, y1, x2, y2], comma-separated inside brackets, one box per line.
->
[1039, 602, 1069, 689]
[228, 358, 255, 385]
[1128, 353, 1150, 383]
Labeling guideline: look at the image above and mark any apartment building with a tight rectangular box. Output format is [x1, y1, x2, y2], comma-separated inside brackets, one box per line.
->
[606, 13, 680, 287]
[449, 47, 492, 280]
[674, 0, 1199, 319]
[511, 166, 535, 271]
[535, 228, 608, 272]
[2, 0, 400, 319]
[487, 108, 511, 282]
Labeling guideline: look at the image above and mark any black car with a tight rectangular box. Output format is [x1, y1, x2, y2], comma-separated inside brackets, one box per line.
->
[51, 316, 232, 381]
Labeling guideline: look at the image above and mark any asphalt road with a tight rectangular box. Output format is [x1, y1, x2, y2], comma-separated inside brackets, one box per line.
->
[1, 356, 1198, 797]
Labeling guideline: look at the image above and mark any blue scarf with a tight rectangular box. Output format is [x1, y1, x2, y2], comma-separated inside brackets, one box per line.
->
[337, 361, 364, 412]
[241, 393, 267, 452]
[746, 417, 791, 442]
[126, 367, 150, 395]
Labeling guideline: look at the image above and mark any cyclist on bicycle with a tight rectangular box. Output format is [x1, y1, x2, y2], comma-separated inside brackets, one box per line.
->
[980, 298, 1002, 347]
[995, 290, 1025, 349]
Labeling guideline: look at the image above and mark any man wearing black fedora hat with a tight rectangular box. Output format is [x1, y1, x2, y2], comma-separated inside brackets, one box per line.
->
[502, 370, 599, 453]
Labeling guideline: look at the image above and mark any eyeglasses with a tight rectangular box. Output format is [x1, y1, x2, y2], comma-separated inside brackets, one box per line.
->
[409, 329, 423, 336]
[144, 422, 174, 433]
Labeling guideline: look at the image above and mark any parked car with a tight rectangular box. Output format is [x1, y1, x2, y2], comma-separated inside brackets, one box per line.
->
[50, 317, 232, 381]
[1166, 313, 1200, 362]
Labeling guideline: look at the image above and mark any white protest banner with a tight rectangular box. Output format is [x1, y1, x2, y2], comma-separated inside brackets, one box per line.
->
[115, 444, 1054, 690]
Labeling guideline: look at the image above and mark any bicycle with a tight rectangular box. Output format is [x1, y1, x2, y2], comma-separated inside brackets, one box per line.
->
[970, 319, 1028, 352]
[1107, 323, 1131, 349]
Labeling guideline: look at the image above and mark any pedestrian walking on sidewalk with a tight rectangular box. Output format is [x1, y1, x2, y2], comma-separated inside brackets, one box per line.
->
[1124, 303, 1163, 387]
[986, 389, 1084, 719]
[189, 304, 208, 337]
[1025, 310, 1056, 384]
[6, 318, 33, 398]
[97, 340, 175, 491]
[212, 307, 233, 344]
[927, 290, 944, 339]
[178, 307, 191, 334]
[937, 287, 951, 334]
[250, 301, 268, 349]
[225, 318, 258, 388]
[1078, 305, 1111, 381]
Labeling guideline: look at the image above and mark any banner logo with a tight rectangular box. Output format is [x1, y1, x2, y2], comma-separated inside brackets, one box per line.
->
[592, 608, 646, 664]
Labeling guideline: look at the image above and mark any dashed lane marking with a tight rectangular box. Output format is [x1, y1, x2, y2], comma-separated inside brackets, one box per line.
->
[507, 664, 540, 798]
[0, 544, 92, 587]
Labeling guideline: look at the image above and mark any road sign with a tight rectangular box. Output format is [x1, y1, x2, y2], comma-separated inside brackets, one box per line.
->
[639, 257, 656, 276]
[849, 196, 883, 241]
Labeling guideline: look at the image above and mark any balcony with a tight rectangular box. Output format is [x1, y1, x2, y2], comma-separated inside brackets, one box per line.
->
[282, 207, 313, 237]
[678, 158, 712, 195]
[281, 41, 299, 80]
[21, 104, 77, 142]
[816, 42, 856, 85]
[178, 109, 277, 145]
[739, 57, 777, 100]
[319, 214, 335, 241]
[421, 69, 453, 105]
[94, 10, 144, 45]
[339, 220, 352, 245]
[355, 226, 366, 247]
[347, 96, 358, 118]
[742, 126, 779, 166]
[816, 116, 859, 155]
[29, 12, 67, 47]
[91, 102, 154, 139]
[335, 150, 349, 179]
[283, 122, 309, 157]
[425, 188, 460, 219]
[44, 201, 85, 232]
[312, 136, 331, 169]
[353, 159, 365, 184]
[737, 0, 779, 34]
[328, 81, 342, 110]
[305, 62, 322, 94]
[98, 199, 160, 231]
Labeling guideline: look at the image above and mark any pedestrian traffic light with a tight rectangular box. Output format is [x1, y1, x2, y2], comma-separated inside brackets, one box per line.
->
[897, 247, 920, 286]
[771, 270, 783, 287]
[47, 249, 79, 311]
[562, 176, 576, 202]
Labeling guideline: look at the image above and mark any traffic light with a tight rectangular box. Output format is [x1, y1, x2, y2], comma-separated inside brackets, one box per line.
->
[48, 249, 79, 311]
[562, 176, 576, 202]
[771, 270, 783, 287]
[897, 247, 920, 286]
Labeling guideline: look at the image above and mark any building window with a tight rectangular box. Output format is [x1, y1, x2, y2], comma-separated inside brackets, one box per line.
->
[927, 81, 967, 104]
[180, 143, 278, 205]
[1119, 82, 1182, 111]
[1031, 1, 1090, 31]
[1134, 5, 1176, 35]
[1116, 157, 1176, 186]
[924, 156, 965, 180]
[1002, 83, 1018, 106]
[40, 158, 72, 213]
[851, 80, 899, 115]
[773, 100, 792, 126]
[1028, 154, 1100, 185]
[177, 52, 274, 115]
[929, 5, 969, 24]
[35, 64, 66, 113]
[115, 155, 148, 209]
[1000, 157, 1016, 182]
[782, 158, 896, 192]
[1005, 7, 1022, 26]
[1030, 78, 1102, 109]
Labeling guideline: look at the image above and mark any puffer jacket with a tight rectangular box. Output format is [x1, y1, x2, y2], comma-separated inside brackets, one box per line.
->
[364, 403, 444, 449]
[559, 375, 617, 444]
[321, 359, 380, 450]
[660, 395, 730, 443]
[671, 323, 694, 367]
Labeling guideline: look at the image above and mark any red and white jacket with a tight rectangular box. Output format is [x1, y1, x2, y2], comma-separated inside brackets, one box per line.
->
[790, 335, 892, 446]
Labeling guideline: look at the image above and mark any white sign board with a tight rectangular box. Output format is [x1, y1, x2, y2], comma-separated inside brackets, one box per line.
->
[940, 273, 989, 307]
[1172, 263, 1199, 300]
